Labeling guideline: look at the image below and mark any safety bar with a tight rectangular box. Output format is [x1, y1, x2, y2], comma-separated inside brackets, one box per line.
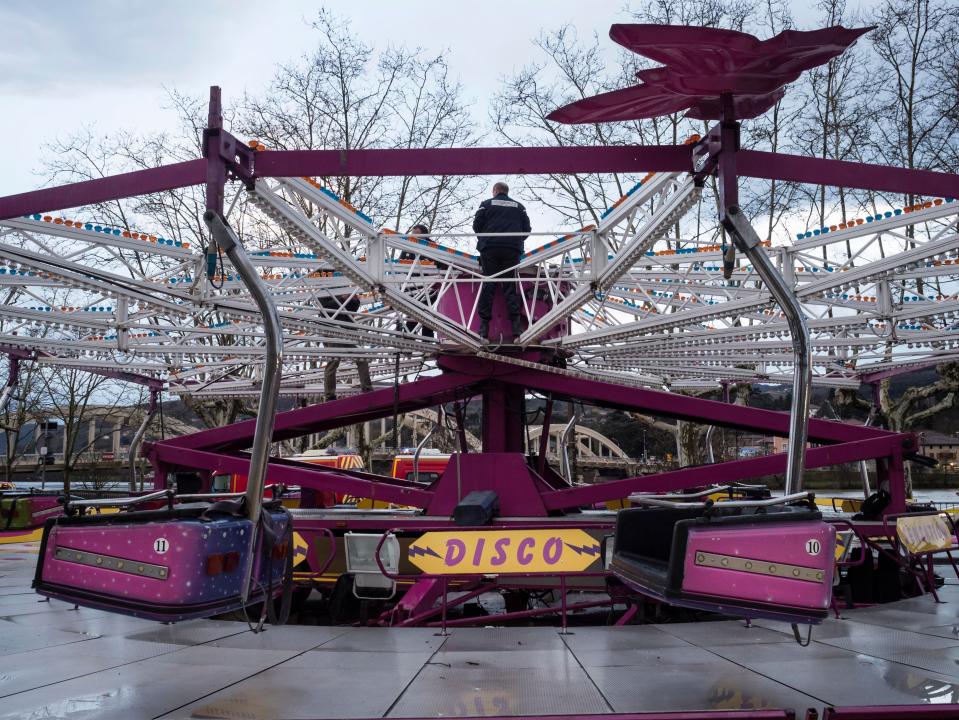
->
[630, 484, 761, 502]
[66, 489, 173, 511]
[633, 491, 814, 510]
[722, 205, 811, 496]
[176, 483, 288, 502]
[829, 519, 868, 568]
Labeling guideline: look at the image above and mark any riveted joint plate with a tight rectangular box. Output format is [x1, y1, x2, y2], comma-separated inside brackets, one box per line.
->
[54, 546, 169, 580]
[694, 550, 824, 583]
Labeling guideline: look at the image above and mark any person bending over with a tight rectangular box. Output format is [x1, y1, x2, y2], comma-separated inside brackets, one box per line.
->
[320, 294, 373, 401]
[472, 182, 530, 341]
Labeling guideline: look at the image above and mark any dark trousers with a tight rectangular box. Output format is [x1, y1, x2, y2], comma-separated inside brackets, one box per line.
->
[478, 247, 522, 321]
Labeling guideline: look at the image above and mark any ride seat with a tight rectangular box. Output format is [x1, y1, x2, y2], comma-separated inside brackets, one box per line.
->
[611, 504, 829, 620]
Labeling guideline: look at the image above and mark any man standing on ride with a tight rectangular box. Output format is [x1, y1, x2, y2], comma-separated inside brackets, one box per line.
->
[320, 294, 373, 401]
[473, 181, 530, 341]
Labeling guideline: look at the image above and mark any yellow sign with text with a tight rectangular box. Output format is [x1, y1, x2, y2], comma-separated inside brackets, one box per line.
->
[896, 514, 956, 554]
[407, 529, 601, 575]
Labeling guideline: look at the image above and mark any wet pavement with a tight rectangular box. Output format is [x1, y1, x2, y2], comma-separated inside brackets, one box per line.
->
[1, 541, 958, 719]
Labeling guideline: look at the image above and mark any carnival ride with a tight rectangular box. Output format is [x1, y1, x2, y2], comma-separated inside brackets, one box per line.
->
[0, 23, 954, 629]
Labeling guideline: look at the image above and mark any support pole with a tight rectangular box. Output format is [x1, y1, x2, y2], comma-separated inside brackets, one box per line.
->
[481, 382, 525, 453]
[205, 212, 282, 527]
[559, 412, 579, 484]
[0, 356, 20, 417]
[454, 401, 469, 454]
[721, 206, 811, 494]
[129, 389, 159, 492]
[536, 394, 554, 476]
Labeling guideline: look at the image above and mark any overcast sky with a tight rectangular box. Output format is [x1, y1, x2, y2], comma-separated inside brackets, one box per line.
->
[0, 0, 881, 201]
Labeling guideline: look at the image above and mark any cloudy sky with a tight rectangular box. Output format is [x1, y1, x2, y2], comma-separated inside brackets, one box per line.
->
[0, 0, 880, 201]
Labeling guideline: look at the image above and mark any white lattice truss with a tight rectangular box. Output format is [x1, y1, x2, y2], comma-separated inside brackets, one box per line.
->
[0, 166, 956, 399]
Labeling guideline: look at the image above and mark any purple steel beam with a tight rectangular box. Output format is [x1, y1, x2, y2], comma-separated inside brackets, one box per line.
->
[858, 359, 956, 385]
[156, 371, 482, 452]
[81, 367, 164, 391]
[0, 343, 163, 390]
[204, 86, 226, 216]
[351, 712, 797, 720]
[4, 144, 955, 223]
[253, 144, 693, 178]
[540, 434, 912, 511]
[0, 160, 206, 221]
[738, 150, 959, 199]
[0, 345, 37, 361]
[149, 446, 434, 507]
[824, 706, 959, 719]
[256, 146, 959, 198]
[438, 356, 893, 443]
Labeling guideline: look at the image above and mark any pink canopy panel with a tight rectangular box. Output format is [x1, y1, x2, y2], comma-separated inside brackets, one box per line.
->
[548, 24, 874, 123]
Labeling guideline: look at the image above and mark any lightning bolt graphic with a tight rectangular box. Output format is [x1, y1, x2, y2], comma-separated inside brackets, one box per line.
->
[408, 545, 442, 559]
[565, 543, 601, 556]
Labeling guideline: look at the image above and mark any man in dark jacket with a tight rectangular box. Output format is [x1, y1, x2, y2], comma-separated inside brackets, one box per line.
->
[320, 294, 373, 401]
[472, 182, 530, 341]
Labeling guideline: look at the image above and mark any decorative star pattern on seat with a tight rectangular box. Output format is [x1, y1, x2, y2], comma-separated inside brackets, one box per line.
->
[547, 24, 874, 124]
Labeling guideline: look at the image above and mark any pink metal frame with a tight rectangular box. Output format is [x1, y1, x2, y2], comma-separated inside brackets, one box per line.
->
[2, 143, 957, 221]
[0, 76, 944, 572]
[145, 353, 916, 514]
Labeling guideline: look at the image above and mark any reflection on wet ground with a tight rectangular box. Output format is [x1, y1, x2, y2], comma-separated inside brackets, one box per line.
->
[1, 543, 958, 719]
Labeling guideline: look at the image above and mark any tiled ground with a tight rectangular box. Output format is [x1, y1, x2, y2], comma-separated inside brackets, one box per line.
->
[1, 541, 957, 719]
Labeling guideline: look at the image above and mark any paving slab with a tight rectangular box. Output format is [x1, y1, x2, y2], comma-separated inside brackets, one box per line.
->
[2, 543, 959, 718]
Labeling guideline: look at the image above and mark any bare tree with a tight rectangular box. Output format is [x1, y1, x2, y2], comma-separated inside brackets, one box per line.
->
[870, 0, 959, 188]
[789, 0, 873, 235]
[237, 10, 480, 237]
[876, 362, 959, 495]
[38, 365, 141, 494]
[0, 360, 44, 484]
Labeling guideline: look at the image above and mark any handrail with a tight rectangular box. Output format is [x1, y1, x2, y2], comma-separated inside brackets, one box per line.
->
[64, 484, 288, 510]
[633, 491, 814, 510]
[722, 206, 811, 495]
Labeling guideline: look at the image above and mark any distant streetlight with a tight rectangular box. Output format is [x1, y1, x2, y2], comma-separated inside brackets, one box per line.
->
[38, 420, 58, 489]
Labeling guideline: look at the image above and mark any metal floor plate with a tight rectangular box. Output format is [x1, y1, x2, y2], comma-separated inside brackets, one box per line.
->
[586, 661, 824, 713]
[439, 626, 567, 651]
[1, 548, 958, 718]
[656, 619, 794, 646]
[387, 664, 612, 718]
[165, 664, 430, 719]
[887, 646, 959, 678]
[560, 625, 692, 652]
[756, 655, 959, 706]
